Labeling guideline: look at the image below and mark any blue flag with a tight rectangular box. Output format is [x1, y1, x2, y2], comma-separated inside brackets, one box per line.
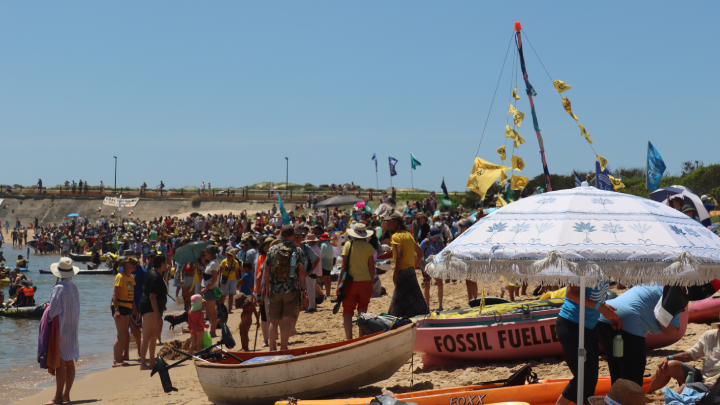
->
[372, 153, 377, 172]
[646, 141, 666, 191]
[388, 157, 398, 177]
[573, 170, 582, 187]
[596, 161, 613, 191]
[277, 193, 290, 225]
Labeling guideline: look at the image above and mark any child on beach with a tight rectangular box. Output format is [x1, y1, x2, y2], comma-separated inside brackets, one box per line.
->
[188, 294, 206, 353]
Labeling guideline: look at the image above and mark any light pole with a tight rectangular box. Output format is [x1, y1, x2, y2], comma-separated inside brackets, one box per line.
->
[113, 156, 117, 191]
[285, 157, 289, 193]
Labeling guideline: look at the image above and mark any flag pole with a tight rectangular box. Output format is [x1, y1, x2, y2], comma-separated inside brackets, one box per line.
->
[515, 21, 552, 192]
[376, 171, 379, 191]
[646, 140, 650, 190]
[411, 159, 414, 190]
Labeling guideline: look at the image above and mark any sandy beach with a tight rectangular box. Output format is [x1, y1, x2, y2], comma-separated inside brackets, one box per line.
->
[14, 271, 714, 405]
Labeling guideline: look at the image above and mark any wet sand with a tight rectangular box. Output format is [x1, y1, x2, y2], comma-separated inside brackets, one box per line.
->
[14, 272, 712, 405]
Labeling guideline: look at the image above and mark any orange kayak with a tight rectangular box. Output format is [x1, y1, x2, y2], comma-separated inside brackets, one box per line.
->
[278, 377, 650, 405]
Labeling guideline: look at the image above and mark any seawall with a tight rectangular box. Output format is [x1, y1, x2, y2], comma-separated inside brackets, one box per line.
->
[0, 195, 277, 227]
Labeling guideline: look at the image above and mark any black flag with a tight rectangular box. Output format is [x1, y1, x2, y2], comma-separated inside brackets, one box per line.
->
[440, 178, 449, 199]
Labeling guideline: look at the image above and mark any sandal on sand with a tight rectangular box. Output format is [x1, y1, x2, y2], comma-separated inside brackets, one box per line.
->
[112, 361, 130, 368]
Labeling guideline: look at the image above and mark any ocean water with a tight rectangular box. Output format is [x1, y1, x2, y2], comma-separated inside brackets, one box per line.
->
[0, 249, 186, 405]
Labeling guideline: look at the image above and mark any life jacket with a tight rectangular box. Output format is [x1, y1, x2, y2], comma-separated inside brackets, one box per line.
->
[17, 287, 35, 306]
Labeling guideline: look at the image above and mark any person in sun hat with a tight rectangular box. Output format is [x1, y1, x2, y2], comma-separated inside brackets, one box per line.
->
[112, 256, 140, 368]
[185, 294, 206, 354]
[588, 379, 645, 405]
[219, 247, 241, 313]
[302, 233, 322, 314]
[419, 226, 445, 311]
[43, 257, 81, 404]
[681, 204, 701, 222]
[339, 223, 377, 339]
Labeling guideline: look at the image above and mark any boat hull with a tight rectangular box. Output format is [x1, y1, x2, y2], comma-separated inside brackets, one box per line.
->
[39, 269, 114, 275]
[0, 304, 47, 319]
[195, 324, 416, 405]
[281, 377, 651, 405]
[415, 309, 687, 366]
[689, 297, 720, 324]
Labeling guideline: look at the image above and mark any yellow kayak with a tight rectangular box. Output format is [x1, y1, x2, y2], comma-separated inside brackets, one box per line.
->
[420, 298, 566, 320]
[0, 279, 9, 287]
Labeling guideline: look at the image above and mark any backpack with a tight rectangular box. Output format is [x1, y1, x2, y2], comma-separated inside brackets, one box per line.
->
[272, 244, 295, 280]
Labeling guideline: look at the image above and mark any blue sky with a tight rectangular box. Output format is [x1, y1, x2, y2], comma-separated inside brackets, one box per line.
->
[1, 2, 717, 192]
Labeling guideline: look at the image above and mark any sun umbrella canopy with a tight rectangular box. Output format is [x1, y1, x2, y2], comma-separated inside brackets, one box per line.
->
[426, 183, 720, 286]
[354, 201, 366, 209]
[650, 187, 711, 226]
[314, 196, 364, 209]
[174, 242, 209, 264]
[67, 213, 79, 217]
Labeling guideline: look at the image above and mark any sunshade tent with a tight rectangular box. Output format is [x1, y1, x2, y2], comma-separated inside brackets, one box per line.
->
[174, 242, 209, 264]
[650, 186, 711, 226]
[426, 182, 720, 405]
[314, 196, 364, 209]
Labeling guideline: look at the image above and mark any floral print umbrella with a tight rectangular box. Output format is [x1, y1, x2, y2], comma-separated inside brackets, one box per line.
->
[426, 183, 720, 286]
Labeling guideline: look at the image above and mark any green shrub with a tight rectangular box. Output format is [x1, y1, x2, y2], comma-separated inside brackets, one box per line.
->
[191, 195, 201, 207]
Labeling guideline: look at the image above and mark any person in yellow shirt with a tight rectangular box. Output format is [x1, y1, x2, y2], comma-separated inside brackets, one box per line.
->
[339, 224, 376, 340]
[219, 248, 241, 313]
[387, 212, 428, 317]
[111, 256, 139, 368]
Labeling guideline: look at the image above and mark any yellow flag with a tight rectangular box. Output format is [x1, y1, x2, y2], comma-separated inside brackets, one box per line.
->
[553, 80, 572, 94]
[511, 155, 525, 171]
[496, 195, 508, 207]
[508, 104, 525, 127]
[596, 154, 608, 171]
[466, 158, 509, 198]
[497, 145, 506, 161]
[505, 125, 526, 148]
[500, 170, 508, 185]
[578, 124, 593, 144]
[562, 97, 579, 121]
[608, 175, 625, 191]
[512, 87, 521, 101]
[510, 174, 529, 190]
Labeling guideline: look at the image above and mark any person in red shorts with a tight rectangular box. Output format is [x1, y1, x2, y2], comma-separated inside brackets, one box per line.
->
[339, 223, 377, 340]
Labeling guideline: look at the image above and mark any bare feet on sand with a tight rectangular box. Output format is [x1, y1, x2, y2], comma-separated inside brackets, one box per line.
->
[112, 361, 130, 367]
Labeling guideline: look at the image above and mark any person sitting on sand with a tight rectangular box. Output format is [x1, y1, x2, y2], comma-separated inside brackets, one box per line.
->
[646, 322, 720, 400]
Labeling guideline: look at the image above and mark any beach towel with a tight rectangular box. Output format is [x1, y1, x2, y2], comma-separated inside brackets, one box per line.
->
[388, 267, 428, 318]
[47, 317, 60, 375]
[37, 306, 51, 369]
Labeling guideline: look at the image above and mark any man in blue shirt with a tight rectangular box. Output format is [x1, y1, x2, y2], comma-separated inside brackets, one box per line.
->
[597, 286, 681, 386]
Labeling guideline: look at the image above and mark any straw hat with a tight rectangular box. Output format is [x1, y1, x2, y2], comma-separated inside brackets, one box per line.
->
[303, 234, 319, 244]
[50, 257, 80, 278]
[348, 223, 373, 239]
[588, 379, 645, 405]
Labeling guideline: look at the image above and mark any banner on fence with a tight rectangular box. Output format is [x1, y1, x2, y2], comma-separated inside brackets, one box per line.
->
[103, 197, 140, 208]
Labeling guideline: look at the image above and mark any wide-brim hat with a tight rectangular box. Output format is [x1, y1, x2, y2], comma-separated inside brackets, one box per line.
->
[50, 257, 80, 278]
[428, 226, 442, 239]
[273, 213, 281, 218]
[303, 234, 319, 244]
[348, 223, 374, 239]
[682, 204, 697, 213]
[588, 379, 645, 405]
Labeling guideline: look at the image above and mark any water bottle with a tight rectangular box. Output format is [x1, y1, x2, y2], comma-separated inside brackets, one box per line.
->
[686, 372, 695, 384]
[613, 334, 623, 357]
[289, 251, 298, 278]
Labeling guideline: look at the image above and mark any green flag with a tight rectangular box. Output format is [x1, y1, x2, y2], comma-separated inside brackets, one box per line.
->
[440, 197, 454, 207]
[410, 153, 421, 170]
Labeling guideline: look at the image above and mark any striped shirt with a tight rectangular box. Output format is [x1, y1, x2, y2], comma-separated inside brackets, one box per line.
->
[47, 279, 80, 361]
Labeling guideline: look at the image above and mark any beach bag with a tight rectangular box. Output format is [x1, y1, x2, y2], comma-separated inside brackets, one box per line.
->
[202, 332, 213, 349]
[697, 380, 720, 405]
[272, 244, 294, 280]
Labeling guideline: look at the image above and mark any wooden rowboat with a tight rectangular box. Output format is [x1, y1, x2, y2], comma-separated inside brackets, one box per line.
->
[195, 324, 416, 405]
[278, 377, 651, 405]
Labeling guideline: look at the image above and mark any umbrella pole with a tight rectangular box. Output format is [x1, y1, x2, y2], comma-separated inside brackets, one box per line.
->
[577, 276, 586, 405]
